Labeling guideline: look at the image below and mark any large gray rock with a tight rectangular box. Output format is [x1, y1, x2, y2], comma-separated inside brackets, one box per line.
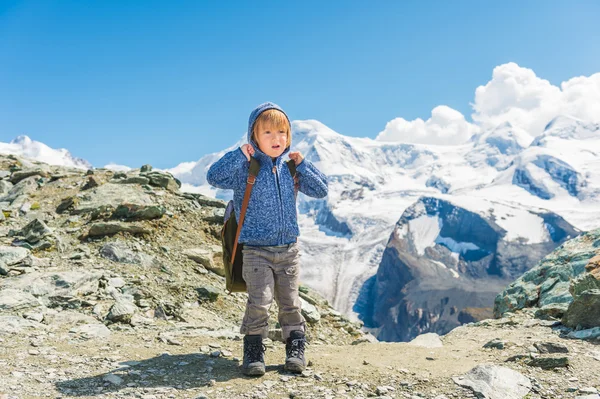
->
[567, 326, 600, 340]
[0, 289, 41, 311]
[112, 203, 165, 220]
[562, 289, 600, 329]
[100, 241, 160, 268]
[0, 176, 38, 204]
[107, 299, 137, 323]
[494, 228, 600, 318]
[183, 248, 223, 275]
[9, 167, 49, 184]
[141, 170, 181, 192]
[1, 270, 102, 307]
[0, 316, 45, 334]
[452, 364, 531, 399]
[8, 218, 55, 249]
[71, 183, 156, 216]
[0, 246, 30, 265]
[196, 285, 220, 302]
[69, 323, 111, 339]
[300, 297, 321, 324]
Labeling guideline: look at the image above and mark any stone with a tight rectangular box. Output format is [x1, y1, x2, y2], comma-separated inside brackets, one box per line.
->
[299, 297, 321, 323]
[579, 388, 599, 395]
[112, 203, 165, 220]
[71, 183, 156, 215]
[140, 164, 152, 173]
[571, 271, 600, 298]
[69, 323, 111, 339]
[534, 303, 569, 319]
[494, 230, 600, 318]
[56, 196, 77, 214]
[0, 180, 13, 196]
[9, 218, 53, 244]
[114, 176, 150, 185]
[196, 285, 220, 302]
[107, 277, 126, 288]
[183, 248, 223, 276]
[533, 341, 569, 354]
[1, 176, 38, 204]
[0, 246, 30, 265]
[0, 316, 44, 334]
[9, 168, 48, 184]
[81, 176, 101, 190]
[527, 356, 569, 369]
[452, 365, 531, 399]
[107, 299, 137, 323]
[483, 338, 506, 350]
[3, 270, 102, 307]
[88, 222, 151, 237]
[562, 289, 600, 328]
[408, 333, 444, 348]
[0, 289, 41, 311]
[103, 374, 123, 385]
[141, 171, 180, 192]
[203, 207, 225, 223]
[585, 255, 600, 272]
[567, 326, 600, 340]
[100, 241, 158, 267]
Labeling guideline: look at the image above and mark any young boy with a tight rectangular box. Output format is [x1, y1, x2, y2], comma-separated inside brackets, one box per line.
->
[206, 102, 328, 376]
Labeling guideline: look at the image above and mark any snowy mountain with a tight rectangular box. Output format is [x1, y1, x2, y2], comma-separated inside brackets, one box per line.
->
[0, 135, 91, 169]
[174, 115, 600, 341]
[354, 196, 579, 341]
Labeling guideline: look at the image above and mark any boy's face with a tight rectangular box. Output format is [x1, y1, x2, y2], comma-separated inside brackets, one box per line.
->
[254, 122, 288, 158]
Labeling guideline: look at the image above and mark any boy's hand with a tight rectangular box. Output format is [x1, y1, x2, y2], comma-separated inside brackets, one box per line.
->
[289, 151, 304, 166]
[240, 144, 255, 161]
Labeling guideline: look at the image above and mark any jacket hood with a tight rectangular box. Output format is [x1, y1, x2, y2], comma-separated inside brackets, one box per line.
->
[247, 102, 292, 163]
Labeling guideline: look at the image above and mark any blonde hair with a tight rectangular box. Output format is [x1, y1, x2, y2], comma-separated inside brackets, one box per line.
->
[252, 109, 292, 148]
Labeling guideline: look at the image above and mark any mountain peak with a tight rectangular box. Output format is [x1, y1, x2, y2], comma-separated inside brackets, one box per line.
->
[543, 115, 585, 132]
[292, 119, 342, 140]
[535, 114, 599, 143]
[10, 135, 33, 145]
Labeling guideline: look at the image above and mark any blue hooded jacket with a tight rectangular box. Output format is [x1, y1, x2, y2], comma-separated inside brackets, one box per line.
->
[206, 102, 328, 246]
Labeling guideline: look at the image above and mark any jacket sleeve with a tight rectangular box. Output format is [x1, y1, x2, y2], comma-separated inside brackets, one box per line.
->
[296, 159, 328, 198]
[206, 147, 248, 190]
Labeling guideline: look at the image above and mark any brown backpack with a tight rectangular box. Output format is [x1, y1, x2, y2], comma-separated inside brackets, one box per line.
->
[221, 158, 299, 292]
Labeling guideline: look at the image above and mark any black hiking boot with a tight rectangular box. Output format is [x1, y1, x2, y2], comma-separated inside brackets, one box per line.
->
[242, 334, 266, 376]
[285, 330, 307, 373]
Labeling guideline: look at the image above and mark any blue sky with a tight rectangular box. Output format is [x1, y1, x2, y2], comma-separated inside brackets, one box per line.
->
[1, 0, 599, 169]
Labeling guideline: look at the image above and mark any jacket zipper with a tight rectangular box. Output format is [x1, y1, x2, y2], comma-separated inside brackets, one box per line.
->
[273, 164, 284, 245]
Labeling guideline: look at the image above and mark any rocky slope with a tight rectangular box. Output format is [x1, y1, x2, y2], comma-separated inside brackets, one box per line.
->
[2, 154, 600, 399]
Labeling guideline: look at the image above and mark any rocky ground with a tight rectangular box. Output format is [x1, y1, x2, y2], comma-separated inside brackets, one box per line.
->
[1, 153, 600, 399]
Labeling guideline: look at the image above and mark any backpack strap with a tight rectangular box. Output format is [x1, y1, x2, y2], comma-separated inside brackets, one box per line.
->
[286, 160, 299, 199]
[231, 157, 260, 263]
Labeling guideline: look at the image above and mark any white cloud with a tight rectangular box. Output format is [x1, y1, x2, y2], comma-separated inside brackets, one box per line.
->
[376, 105, 479, 145]
[377, 62, 600, 145]
[472, 62, 600, 135]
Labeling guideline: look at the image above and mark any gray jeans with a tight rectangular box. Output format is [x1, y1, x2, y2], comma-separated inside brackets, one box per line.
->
[240, 242, 305, 340]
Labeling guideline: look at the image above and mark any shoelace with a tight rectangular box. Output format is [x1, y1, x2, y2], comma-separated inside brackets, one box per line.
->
[287, 338, 308, 359]
[244, 341, 266, 363]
